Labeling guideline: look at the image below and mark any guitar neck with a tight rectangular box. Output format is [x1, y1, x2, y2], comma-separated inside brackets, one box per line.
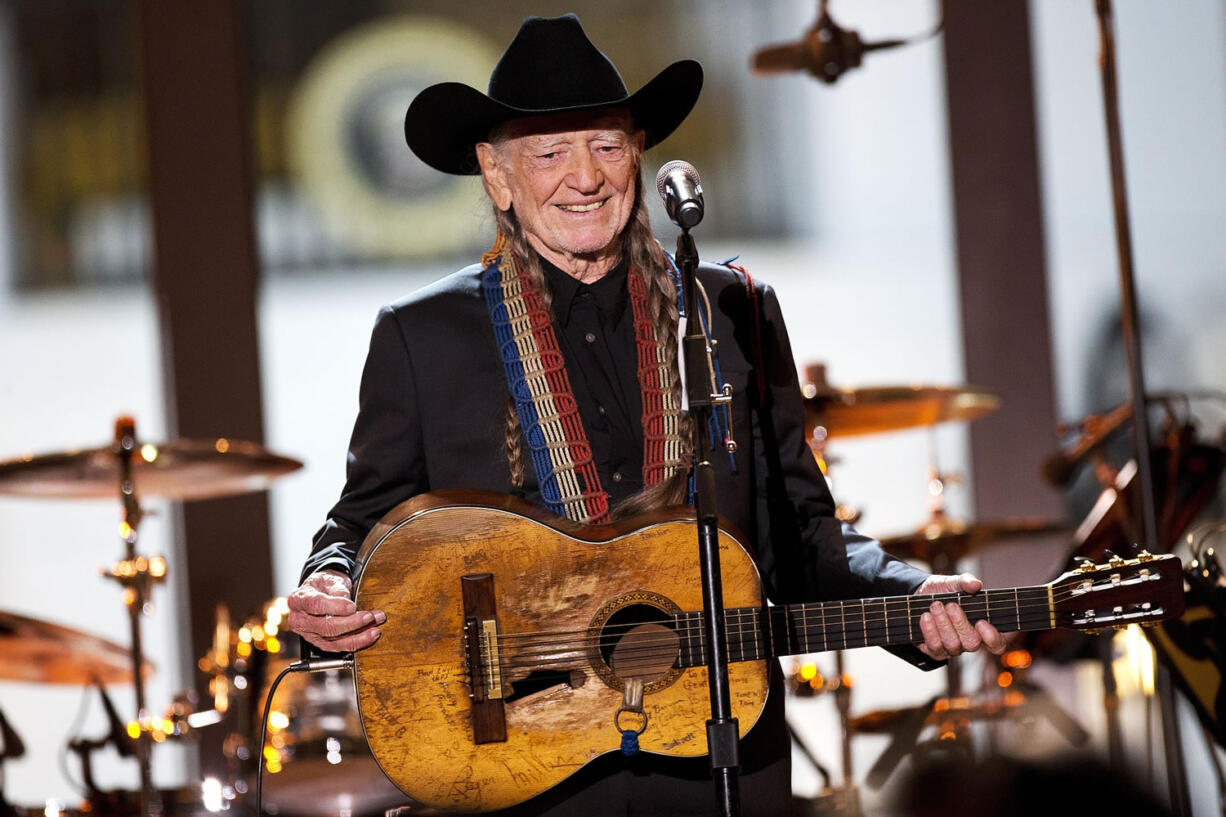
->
[674, 585, 1053, 666]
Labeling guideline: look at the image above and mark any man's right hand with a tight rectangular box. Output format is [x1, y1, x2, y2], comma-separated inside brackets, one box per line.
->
[286, 569, 385, 653]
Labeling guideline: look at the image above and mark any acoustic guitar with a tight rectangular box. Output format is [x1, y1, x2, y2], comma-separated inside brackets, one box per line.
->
[351, 491, 1184, 813]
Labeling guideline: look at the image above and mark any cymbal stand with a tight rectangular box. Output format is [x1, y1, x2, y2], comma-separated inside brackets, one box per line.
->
[103, 417, 166, 817]
[920, 447, 965, 702]
[833, 651, 854, 786]
[0, 706, 24, 817]
[1092, 3, 1189, 813]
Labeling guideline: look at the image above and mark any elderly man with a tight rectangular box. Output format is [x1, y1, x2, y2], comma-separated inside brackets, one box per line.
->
[287, 14, 1003, 816]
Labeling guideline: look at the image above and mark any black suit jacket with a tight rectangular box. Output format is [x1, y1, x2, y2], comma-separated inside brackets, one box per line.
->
[304, 261, 928, 609]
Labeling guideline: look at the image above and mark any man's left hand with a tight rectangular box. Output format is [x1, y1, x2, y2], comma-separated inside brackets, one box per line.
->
[913, 573, 1007, 660]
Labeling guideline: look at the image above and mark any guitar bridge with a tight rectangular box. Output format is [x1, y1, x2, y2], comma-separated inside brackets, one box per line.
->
[461, 573, 507, 744]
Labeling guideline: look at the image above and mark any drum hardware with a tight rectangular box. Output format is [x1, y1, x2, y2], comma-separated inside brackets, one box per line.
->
[0, 418, 302, 817]
[1052, 412, 1224, 760]
[1039, 392, 1225, 811]
[0, 610, 154, 686]
[64, 682, 150, 811]
[0, 706, 25, 817]
[801, 365, 1000, 442]
[253, 661, 408, 817]
[1143, 521, 1226, 751]
[798, 363, 1048, 779]
[0, 709, 24, 762]
[0, 430, 303, 501]
[788, 651, 862, 816]
[878, 515, 1070, 567]
[880, 470, 1068, 705]
[192, 598, 406, 816]
[851, 659, 1089, 790]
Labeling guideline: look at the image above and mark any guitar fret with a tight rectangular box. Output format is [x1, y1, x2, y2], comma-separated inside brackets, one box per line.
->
[678, 613, 689, 666]
[691, 610, 701, 662]
[864, 599, 876, 648]
[726, 611, 737, 664]
[906, 595, 914, 644]
[799, 604, 810, 653]
[818, 602, 827, 652]
[839, 600, 847, 650]
[888, 596, 909, 646]
[852, 599, 865, 648]
[782, 606, 793, 655]
[688, 612, 702, 666]
[769, 605, 789, 657]
[847, 600, 858, 648]
[1018, 588, 1052, 632]
[803, 605, 814, 654]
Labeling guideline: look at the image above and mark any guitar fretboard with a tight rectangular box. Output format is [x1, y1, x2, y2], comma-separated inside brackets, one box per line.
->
[673, 586, 1053, 666]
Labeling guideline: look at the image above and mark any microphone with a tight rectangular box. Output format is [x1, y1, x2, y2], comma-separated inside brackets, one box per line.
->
[655, 160, 704, 229]
[1041, 402, 1132, 486]
[751, 2, 909, 84]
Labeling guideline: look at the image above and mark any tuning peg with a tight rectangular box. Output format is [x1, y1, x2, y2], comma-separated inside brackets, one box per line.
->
[1135, 549, 1155, 562]
[1076, 557, 1097, 573]
[1103, 550, 1127, 567]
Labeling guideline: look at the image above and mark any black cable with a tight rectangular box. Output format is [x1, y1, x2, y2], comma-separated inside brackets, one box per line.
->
[254, 659, 352, 816]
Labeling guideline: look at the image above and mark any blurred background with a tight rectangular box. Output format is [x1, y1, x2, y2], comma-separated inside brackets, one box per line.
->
[0, 0, 1224, 815]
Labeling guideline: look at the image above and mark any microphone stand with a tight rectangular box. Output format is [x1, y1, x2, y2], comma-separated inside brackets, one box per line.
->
[675, 228, 741, 817]
[1093, 2, 1189, 814]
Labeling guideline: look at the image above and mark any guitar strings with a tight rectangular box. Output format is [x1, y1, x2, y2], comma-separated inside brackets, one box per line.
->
[360, 569, 1171, 679]
[487, 578, 1167, 674]
[492, 604, 1068, 672]
[401, 584, 1147, 678]
[490, 580, 1105, 646]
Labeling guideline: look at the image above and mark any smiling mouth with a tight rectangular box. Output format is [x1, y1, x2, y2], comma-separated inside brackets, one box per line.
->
[557, 200, 607, 213]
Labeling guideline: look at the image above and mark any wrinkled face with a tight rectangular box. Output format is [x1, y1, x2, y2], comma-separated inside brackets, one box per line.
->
[476, 110, 644, 280]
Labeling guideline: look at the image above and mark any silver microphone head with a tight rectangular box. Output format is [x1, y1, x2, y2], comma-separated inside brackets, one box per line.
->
[655, 160, 701, 199]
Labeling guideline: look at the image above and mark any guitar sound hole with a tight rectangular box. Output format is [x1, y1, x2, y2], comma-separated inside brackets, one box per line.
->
[601, 604, 680, 684]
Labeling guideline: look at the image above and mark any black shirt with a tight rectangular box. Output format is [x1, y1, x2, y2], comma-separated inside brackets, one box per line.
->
[539, 256, 644, 506]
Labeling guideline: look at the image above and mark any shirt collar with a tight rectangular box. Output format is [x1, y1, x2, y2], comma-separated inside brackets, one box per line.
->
[539, 255, 630, 327]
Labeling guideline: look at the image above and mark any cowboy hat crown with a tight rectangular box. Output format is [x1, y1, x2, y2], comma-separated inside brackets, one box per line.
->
[405, 14, 702, 175]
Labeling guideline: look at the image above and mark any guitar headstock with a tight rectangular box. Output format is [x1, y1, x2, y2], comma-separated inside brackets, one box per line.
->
[1049, 551, 1185, 632]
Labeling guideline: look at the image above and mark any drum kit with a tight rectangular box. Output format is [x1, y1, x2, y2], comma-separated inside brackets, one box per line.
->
[796, 368, 1226, 813]
[0, 418, 400, 817]
[795, 365, 1075, 808]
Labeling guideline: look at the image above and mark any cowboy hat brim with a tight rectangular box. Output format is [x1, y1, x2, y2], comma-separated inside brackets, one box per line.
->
[405, 59, 702, 176]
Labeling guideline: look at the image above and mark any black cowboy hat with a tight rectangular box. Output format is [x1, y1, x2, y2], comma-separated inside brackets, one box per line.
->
[404, 14, 703, 175]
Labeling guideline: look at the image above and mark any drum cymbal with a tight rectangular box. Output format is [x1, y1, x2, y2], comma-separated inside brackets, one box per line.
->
[803, 384, 1001, 438]
[880, 517, 1069, 563]
[0, 610, 151, 685]
[0, 438, 302, 501]
[847, 695, 1025, 734]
